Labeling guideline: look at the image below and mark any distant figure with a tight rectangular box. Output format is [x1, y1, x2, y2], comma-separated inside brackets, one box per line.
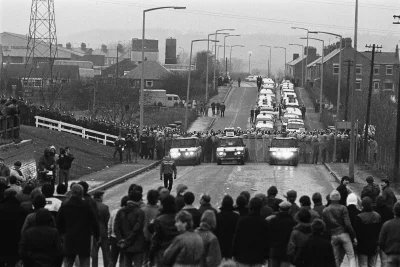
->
[216, 101, 221, 115]
[220, 102, 226, 117]
[238, 78, 241, 87]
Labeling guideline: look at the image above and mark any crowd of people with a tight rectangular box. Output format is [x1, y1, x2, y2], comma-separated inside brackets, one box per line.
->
[0, 172, 399, 267]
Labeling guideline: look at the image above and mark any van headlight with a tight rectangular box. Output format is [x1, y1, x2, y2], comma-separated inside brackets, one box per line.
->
[218, 151, 226, 156]
[170, 151, 181, 158]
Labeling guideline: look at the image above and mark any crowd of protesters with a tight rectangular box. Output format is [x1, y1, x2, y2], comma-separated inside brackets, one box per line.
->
[1, 169, 399, 267]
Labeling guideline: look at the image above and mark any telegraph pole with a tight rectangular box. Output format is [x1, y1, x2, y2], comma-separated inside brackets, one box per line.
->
[393, 15, 400, 180]
[363, 44, 382, 161]
[344, 59, 353, 121]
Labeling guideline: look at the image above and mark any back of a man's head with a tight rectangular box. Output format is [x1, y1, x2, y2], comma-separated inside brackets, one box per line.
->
[120, 196, 129, 207]
[33, 194, 46, 210]
[71, 184, 84, 198]
[147, 189, 159, 205]
[9, 175, 17, 185]
[299, 195, 312, 207]
[56, 184, 68, 195]
[200, 193, 211, 203]
[312, 192, 322, 204]
[41, 183, 55, 198]
[311, 219, 326, 235]
[129, 190, 142, 202]
[183, 191, 195, 205]
[249, 197, 263, 212]
[78, 181, 89, 195]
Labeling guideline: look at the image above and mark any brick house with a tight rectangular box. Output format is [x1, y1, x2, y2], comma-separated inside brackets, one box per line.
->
[121, 60, 172, 89]
[286, 46, 318, 87]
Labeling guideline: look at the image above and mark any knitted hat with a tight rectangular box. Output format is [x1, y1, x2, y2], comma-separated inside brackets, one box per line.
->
[330, 190, 341, 201]
[347, 193, 358, 206]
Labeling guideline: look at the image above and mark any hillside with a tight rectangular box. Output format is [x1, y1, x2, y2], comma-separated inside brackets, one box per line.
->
[20, 125, 116, 180]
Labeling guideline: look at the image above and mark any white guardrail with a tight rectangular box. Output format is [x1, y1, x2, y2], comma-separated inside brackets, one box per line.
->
[35, 116, 119, 146]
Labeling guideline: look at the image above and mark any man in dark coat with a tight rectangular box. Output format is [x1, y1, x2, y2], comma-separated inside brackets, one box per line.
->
[0, 189, 27, 266]
[336, 176, 350, 206]
[198, 193, 218, 216]
[181, 191, 202, 229]
[267, 201, 297, 267]
[56, 147, 74, 187]
[114, 190, 145, 267]
[211, 102, 216, 115]
[113, 136, 125, 163]
[232, 197, 269, 266]
[56, 184, 100, 267]
[220, 102, 226, 117]
[216, 195, 240, 259]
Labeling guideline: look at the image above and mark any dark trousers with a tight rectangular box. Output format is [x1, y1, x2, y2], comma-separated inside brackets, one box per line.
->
[163, 173, 173, 191]
[91, 237, 110, 267]
[59, 168, 70, 187]
[221, 110, 225, 117]
[156, 148, 164, 160]
[114, 149, 123, 162]
[109, 237, 124, 267]
[123, 252, 143, 267]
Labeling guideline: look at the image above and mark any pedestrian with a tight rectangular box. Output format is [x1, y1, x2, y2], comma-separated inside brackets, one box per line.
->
[160, 154, 177, 192]
[147, 132, 155, 160]
[234, 194, 249, 216]
[232, 197, 269, 266]
[148, 195, 179, 266]
[0, 189, 27, 267]
[216, 101, 220, 115]
[284, 189, 300, 218]
[311, 135, 320, 164]
[211, 102, 216, 115]
[37, 147, 56, 186]
[379, 178, 397, 210]
[238, 77, 241, 87]
[140, 132, 149, 159]
[322, 190, 357, 267]
[195, 210, 222, 267]
[163, 210, 204, 266]
[142, 189, 160, 262]
[287, 209, 312, 266]
[369, 137, 378, 162]
[198, 193, 218, 216]
[347, 193, 361, 230]
[16, 182, 35, 204]
[19, 208, 63, 267]
[114, 190, 145, 267]
[250, 108, 255, 124]
[220, 102, 226, 117]
[132, 133, 140, 163]
[294, 195, 321, 223]
[113, 135, 125, 163]
[312, 192, 326, 217]
[361, 175, 380, 206]
[379, 202, 400, 267]
[296, 219, 336, 267]
[182, 191, 202, 229]
[155, 133, 165, 160]
[91, 191, 110, 267]
[10, 161, 26, 184]
[266, 185, 283, 212]
[300, 104, 306, 120]
[125, 134, 134, 163]
[355, 197, 382, 267]
[57, 147, 74, 187]
[57, 184, 99, 267]
[108, 196, 128, 267]
[374, 195, 394, 224]
[216, 195, 240, 260]
[255, 193, 274, 219]
[175, 184, 188, 212]
[336, 176, 350, 206]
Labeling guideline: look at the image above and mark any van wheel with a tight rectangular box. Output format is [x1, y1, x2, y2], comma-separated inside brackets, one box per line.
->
[217, 159, 222, 165]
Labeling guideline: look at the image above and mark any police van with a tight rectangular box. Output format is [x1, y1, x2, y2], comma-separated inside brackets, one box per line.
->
[216, 131, 248, 165]
[269, 137, 299, 166]
[169, 137, 202, 165]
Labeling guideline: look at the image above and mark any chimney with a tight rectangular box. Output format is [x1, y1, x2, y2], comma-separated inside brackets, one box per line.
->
[293, 54, 299, 61]
[66, 42, 72, 49]
[81, 43, 87, 50]
[101, 44, 107, 52]
[306, 47, 317, 58]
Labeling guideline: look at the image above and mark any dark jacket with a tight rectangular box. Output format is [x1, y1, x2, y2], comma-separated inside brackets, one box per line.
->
[38, 148, 55, 172]
[56, 153, 74, 170]
[287, 223, 312, 264]
[322, 203, 356, 239]
[95, 200, 110, 239]
[19, 224, 63, 267]
[266, 196, 283, 212]
[374, 203, 394, 224]
[163, 230, 204, 266]
[182, 206, 202, 229]
[232, 211, 269, 264]
[175, 194, 185, 212]
[347, 205, 361, 231]
[379, 217, 400, 255]
[56, 196, 100, 257]
[0, 196, 27, 263]
[296, 234, 336, 267]
[114, 201, 145, 253]
[149, 212, 179, 261]
[336, 184, 348, 206]
[195, 223, 222, 267]
[355, 211, 381, 255]
[198, 203, 218, 216]
[267, 211, 297, 261]
[215, 207, 240, 259]
[233, 205, 249, 217]
[313, 203, 325, 218]
[381, 186, 397, 210]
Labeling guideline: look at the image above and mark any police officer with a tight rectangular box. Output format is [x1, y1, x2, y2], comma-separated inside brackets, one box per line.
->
[160, 154, 177, 191]
[311, 134, 320, 164]
[250, 108, 255, 124]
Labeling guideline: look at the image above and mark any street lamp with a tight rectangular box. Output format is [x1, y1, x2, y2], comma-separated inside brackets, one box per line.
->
[140, 6, 186, 135]
[224, 35, 241, 76]
[230, 45, 245, 73]
[289, 43, 304, 87]
[217, 45, 229, 62]
[292, 27, 310, 86]
[260, 45, 272, 78]
[214, 29, 235, 91]
[185, 39, 218, 130]
[274, 46, 287, 78]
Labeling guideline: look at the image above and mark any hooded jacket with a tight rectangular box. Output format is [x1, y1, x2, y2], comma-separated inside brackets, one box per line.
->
[216, 206, 240, 259]
[195, 211, 221, 267]
[355, 210, 381, 255]
[268, 211, 297, 261]
[38, 148, 55, 171]
[149, 212, 179, 261]
[287, 222, 312, 264]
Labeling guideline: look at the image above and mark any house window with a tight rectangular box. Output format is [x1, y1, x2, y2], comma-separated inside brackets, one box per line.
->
[145, 80, 154, 87]
[355, 79, 362, 91]
[373, 80, 380, 90]
[333, 64, 339, 74]
[384, 82, 394, 91]
[356, 64, 362, 75]
[374, 65, 380, 75]
[386, 65, 393, 75]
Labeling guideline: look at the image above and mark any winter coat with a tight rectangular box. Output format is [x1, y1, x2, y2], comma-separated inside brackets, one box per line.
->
[347, 205, 361, 231]
[266, 196, 283, 212]
[355, 211, 381, 255]
[267, 211, 297, 261]
[294, 207, 320, 223]
[149, 212, 179, 261]
[288, 202, 300, 218]
[296, 234, 336, 267]
[142, 204, 159, 242]
[19, 224, 63, 267]
[287, 223, 312, 265]
[322, 203, 356, 239]
[95, 200, 110, 239]
[114, 201, 145, 253]
[215, 207, 240, 259]
[233, 205, 249, 217]
[182, 206, 202, 229]
[312, 203, 325, 218]
[56, 153, 74, 170]
[0, 196, 27, 263]
[198, 203, 218, 216]
[374, 204, 394, 224]
[38, 148, 55, 172]
[379, 217, 400, 255]
[56, 196, 100, 257]
[195, 215, 222, 267]
[163, 230, 204, 267]
[232, 211, 269, 264]
[336, 184, 349, 206]
[381, 186, 397, 210]
[175, 194, 185, 212]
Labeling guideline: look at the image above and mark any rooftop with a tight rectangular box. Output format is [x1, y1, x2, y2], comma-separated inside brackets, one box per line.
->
[361, 51, 399, 64]
[122, 60, 171, 80]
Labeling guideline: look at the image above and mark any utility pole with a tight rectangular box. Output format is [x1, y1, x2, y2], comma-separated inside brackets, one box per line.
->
[363, 44, 382, 161]
[343, 59, 353, 121]
[393, 15, 400, 180]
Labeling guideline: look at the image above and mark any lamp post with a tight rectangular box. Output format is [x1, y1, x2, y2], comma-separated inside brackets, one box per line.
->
[274, 46, 287, 78]
[292, 27, 310, 86]
[213, 29, 235, 92]
[185, 39, 217, 130]
[248, 51, 252, 74]
[224, 35, 240, 76]
[289, 43, 304, 87]
[140, 6, 186, 135]
[260, 45, 272, 78]
[230, 45, 245, 73]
